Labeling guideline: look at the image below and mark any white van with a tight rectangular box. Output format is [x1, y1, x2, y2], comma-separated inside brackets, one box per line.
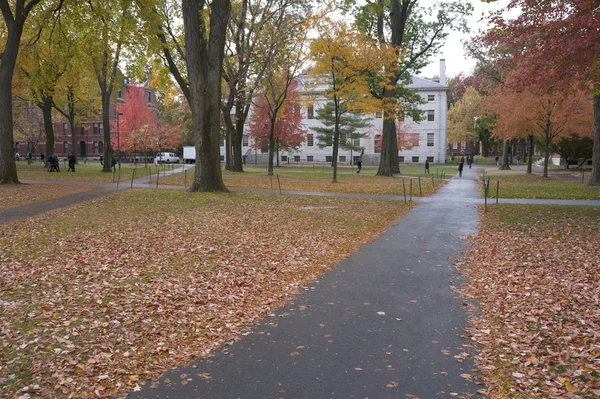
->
[154, 152, 179, 164]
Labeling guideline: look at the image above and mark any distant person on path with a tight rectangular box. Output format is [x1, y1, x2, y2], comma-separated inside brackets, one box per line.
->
[49, 154, 60, 172]
[99, 154, 103, 164]
[467, 155, 472, 169]
[40, 153, 45, 164]
[458, 160, 464, 177]
[68, 154, 76, 172]
[495, 155, 499, 166]
[424, 159, 430, 174]
[15, 152, 20, 161]
[111, 158, 117, 171]
[356, 158, 363, 174]
[516, 154, 521, 166]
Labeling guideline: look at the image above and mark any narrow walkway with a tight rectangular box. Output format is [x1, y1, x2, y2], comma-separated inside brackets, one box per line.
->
[128, 168, 485, 399]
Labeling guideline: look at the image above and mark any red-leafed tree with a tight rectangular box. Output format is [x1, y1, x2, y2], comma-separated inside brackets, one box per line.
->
[248, 81, 306, 167]
[481, 0, 600, 185]
[112, 85, 156, 164]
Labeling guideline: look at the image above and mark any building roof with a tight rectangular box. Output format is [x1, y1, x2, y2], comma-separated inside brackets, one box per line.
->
[406, 75, 448, 91]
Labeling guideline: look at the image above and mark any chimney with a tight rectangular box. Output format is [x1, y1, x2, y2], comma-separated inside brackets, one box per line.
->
[440, 59, 446, 85]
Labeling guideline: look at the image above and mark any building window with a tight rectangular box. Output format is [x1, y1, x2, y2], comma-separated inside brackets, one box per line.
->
[452, 143, 458, 150]
[220, 155, 224, 161]
[461, 141, 466, 150]
[99, 123, 103, 136]
[93, 141, 99, 154]
[427, 110, 435, 122]
[353, 138, 360, 147]
[307, 156, 313, 162]
[220, 137, 225, 147]
[63, 141, 68, 153]
[412, 156, 419, 163]
[148, 91, 152, 103]
[427, 156, 434, 162]
[339, 156, 346, 163]
[307, 134, 314, 147]
[117, 91, 123, 99]
[398, 156, 404, 162]
[427, 133, 435, 147]
[375, 111, 382, 118]
[307, 104, 314, 119]
[281, 155, 288, 162]
[374, 134, 382, 153]
[63, 123, 68, 135]
[325, 156, 332, 162]
[243, 135, 249, 147]
[294, 155, 300, 162]
[93, 123, 98, 135]
[98, 141, 103, 154]
[81, 124, 85, 136]
[427, 94, 435, 102]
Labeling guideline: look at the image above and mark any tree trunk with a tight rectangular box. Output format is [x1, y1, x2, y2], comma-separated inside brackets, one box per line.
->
[267, 119, 275, 175]
[499, 139, 511, 170]
[101, 91, 113, 172]
[0, 5, 26, 184]
[184, 0, 230, 192]
[68, 88, 78, 163]
[40, 97, 55, 162]
[527, 134, 534, 174]
[223, 110, 233, 170]
[589, 92, 600, 185]
[232, 98, 245, 172]
[543, 136, 551, 178]
[332, 111, 340, 183]
[69, 117, 77, 163]
[376, 95, 400, 176]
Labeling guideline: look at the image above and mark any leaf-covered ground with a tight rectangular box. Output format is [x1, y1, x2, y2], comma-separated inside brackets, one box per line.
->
[0, 190, 411, 398]
[457, 205, 600, 398]
[0, 184, 100, 210]
[159, 167, 446, 196]
[480, 173, 600, 200]
[16, 162, 153, 183]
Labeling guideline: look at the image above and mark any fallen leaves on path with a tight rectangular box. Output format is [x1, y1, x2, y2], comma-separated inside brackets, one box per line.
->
[458, 205, 600, 398]
[0, 184, 99, 210]
[0, 189, 411, 398]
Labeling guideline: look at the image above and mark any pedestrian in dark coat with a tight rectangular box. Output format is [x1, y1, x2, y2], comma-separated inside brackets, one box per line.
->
[458, 160, 464, 177]
[424, 159, 430, 174]
[356, 158, 362, 174]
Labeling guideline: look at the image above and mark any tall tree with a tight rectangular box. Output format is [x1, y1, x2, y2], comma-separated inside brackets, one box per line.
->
[447, 86, 481, 148]
[310, 19, 397, 181]
[247, 81, 305, 164]
[0, 0, 52, 184]
[353, 0, 472, 176]
[182, 0, 231, 191]
[481, 0, 600, 185]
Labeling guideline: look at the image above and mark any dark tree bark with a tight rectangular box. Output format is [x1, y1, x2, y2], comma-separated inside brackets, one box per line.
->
[267, 117, 275, 175]
[183, 0, 230, 192]
[527, 134, 534, 174]
[499, 138, 511, 170]
[39, 96, 55, 159]
[0, 0, 43, 184]
[232, 95, 245, 172]
[590, 92, 600, 186]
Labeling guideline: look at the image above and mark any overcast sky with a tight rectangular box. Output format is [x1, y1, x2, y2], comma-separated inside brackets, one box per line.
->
[419, 0, 511, 80]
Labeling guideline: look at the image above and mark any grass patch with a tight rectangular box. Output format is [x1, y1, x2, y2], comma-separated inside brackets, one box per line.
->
[0, 189, 412, 398]
[160, 166, 449, 196]
[480, 173, 600, 200]
[16, 161, 155, 183]
[459, 204, 600, 398]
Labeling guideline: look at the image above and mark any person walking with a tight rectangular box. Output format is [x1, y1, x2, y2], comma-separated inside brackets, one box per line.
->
[516, 154, 521, 166]
[68, 153, 76, 172]
[467, 155, 472, 169]
[458, 160, 464, 177]
[424, 159, 430, 174]
[495, 155, 499, 166]
[356, 158, 363, 174]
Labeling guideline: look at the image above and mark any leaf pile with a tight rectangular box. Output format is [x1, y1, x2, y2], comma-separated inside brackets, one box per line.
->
[0, 184, 99, 210]
[457, 205, 600, 398]
[160, 168, 444, 197]
[0, 189, 411, 398]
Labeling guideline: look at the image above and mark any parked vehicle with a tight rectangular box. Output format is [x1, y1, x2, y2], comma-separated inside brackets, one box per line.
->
[183, 146, 196, 163]
[154, 152, 179, 164]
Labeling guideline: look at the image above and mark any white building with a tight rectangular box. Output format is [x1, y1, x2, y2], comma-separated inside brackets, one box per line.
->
[222, 60, 448, 165]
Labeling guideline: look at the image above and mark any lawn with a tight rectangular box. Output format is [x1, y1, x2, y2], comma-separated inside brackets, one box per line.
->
[158, 166, 450, 197]
[479, 173, 600, 200]
[458, 205, 600, 398]
[0, 189, 412, 398]
[0, 183, 100, 210]
[16, 161, 156, 183]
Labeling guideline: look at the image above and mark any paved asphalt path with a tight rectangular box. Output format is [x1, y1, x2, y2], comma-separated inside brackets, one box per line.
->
[128, 167, 485, 399]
